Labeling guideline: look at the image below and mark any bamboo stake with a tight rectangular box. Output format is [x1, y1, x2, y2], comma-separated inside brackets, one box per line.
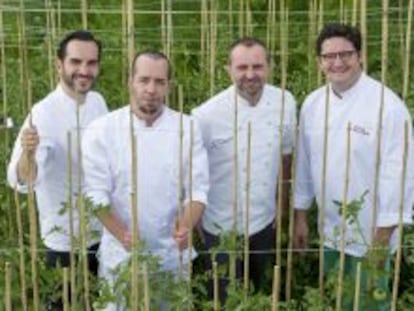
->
[230, 86, 239, 287]
[397, 0, 404, 75]
[243, 122, 252, 297]
[370, 0, 388, 277]
[14, 188, 28, 311]
[228, 0, 233, 40]
[213, 261, 219, 311]
[353, 262, 362, 311]
[45, 0, 54, 90]
[402, 0, 413, 100]
[276, 6, 288, 270]
[5, 262, 12, 311]
[266, 0, 272, 48]
[209, 0, 217, 97]
[340, 0, 344, 22]
[75, 92, 91, 311]
[26, 80, 40, 311]
[177, 85, 185, 279]
[126, 0, 135, 71]
[317, 0, 324, 86]
[81, 0, 87, 29]
[335, 123, 352, 311]
[200, 0, 207, 71]
[266, 0, 276, 67]
[307, 0, 317, 91]
[129, 106, 139, 310]
[166, 0, 173, 60]
[187, 120, 194, 295]
[66, 132, 77, 311]
[0, 7, 7, 122]
[271, 265, 280, 311]
[352, 0, 358, 26]
[161, 0, 166, 54]
[319, 83, 331, 299]
[63, 267, 70, 311]
[142, 263, 150, 311]
[391, 122, 409, 311]
[121, 0, 127, 90]
[239, 0, 244, 37]
[128, 49, 140, 306]
[268, 0, 277, 82]
[245, 0, 252, 36]
[285, 123, 299, 301]
[16, 8, 27, 115]
[1, 0, 13, 241]
[360, 0, 367, 71]
[57, 0, 61, 37]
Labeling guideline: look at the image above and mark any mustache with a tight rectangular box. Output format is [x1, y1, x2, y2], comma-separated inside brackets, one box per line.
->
[72, 73, 95, 80]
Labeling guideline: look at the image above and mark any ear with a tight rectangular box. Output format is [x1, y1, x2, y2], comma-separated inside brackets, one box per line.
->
[128, 75, 133, 91]
[55, 59, 62, 74]
[225, 64, 231, 76]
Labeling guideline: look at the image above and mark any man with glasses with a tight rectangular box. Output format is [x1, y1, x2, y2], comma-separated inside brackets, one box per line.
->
[293, 23, 413, 309]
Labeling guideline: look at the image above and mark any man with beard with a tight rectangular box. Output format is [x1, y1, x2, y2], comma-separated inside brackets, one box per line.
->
[192, 37, 297, 302]
[82, 51, 208, 310]
[7, 30, 108, 310]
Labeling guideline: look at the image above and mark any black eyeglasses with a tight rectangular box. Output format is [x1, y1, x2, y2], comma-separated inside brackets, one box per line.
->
[319, 50, 357, 62]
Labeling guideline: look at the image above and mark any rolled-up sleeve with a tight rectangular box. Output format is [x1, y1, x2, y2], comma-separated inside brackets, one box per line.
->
[282, 92, 297, 155]
[82, 120, 112, 208]
[7, 110, 53, 192]
[294, 107, 315, 210]
[183, 117, 209, 207]
[377, 105, 414, 227]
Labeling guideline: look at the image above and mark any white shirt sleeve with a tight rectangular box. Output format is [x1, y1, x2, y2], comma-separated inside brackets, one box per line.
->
[377, 103, 414, 227]
[183, 117, 209, 207]
[82, 120, 112, 208]
[294, 105, 315, 210]
[7, 108, 54, 192]
[282, 92, 297, 155]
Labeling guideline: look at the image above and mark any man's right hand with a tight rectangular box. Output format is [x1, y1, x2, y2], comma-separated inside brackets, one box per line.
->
[21, 126, 39, 153]
[293, 210, 309, 255]
[118, 229, 133, 251]
[17, 126, 39, 183]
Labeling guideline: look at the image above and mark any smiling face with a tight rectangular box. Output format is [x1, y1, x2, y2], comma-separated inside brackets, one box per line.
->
[56, 39, 100, 98]
[227, 44, 269, 105]
[129, 54, 170, 118]
[319, 37, 362, 92]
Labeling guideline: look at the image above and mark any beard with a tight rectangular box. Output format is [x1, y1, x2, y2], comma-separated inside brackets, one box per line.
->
[139, 105, 159, 115]
[237, 77, 264, 96]
[61, 72, 96, 94]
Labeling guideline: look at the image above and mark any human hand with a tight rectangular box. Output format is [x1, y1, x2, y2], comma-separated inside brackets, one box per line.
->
[173, 225, 189, 251]
[21, 126, 39, 154]
[118, 229, 133, 251]
[293, 218, 309, 255]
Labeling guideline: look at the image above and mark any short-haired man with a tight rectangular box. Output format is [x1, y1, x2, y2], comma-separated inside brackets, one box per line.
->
[7, 30, 108, 309]
[192, 37, 297, 301]
[294, 23, 414, 309]
[82, 51, 209, 310]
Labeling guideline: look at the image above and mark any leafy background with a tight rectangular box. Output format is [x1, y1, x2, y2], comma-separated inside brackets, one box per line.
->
[0, 0, 414, 309]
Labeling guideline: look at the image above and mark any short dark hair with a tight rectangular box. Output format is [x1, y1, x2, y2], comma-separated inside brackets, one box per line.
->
[130, 50, 172, 80]
[228, 37, 270, 64]
[57, 30, 102, 61]
[316, 23, 362, 56]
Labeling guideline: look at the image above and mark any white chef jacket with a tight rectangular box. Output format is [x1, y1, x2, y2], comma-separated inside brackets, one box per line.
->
[82, 106, 209, 272]
[7, 84, 108, 251]
[192, 84, 297, 236]
[294, 73, 414, 256]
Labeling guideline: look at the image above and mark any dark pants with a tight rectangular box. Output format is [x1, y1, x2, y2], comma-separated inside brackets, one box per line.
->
[45, 243, 99, 311]
[202, 223, 275, 304]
